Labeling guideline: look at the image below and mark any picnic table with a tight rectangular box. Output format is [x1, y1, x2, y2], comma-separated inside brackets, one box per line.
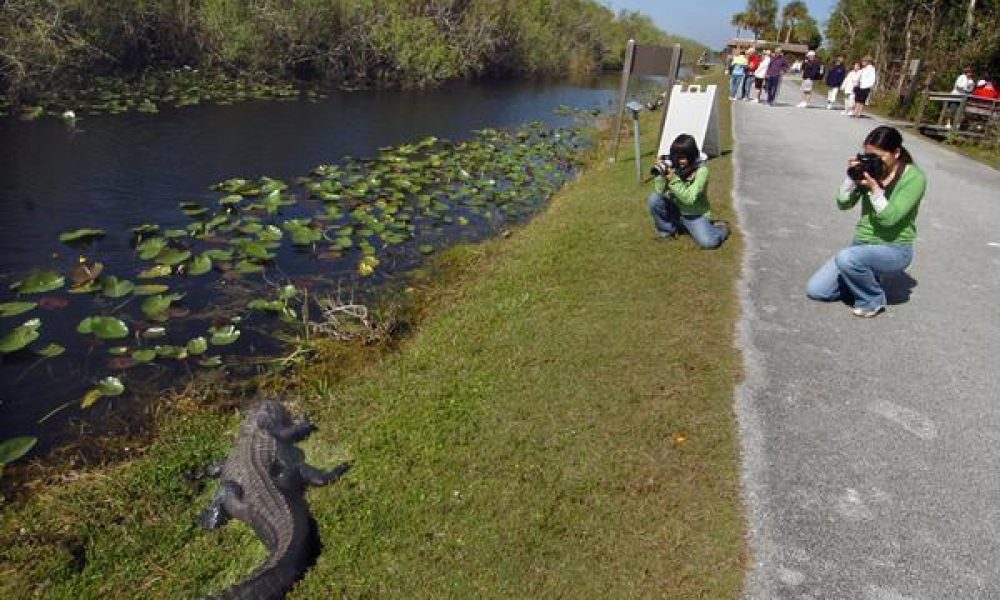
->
[923, 91, 1000, 137]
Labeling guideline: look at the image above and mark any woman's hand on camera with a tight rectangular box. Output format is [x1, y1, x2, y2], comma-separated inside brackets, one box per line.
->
[860, 171, 882, 191]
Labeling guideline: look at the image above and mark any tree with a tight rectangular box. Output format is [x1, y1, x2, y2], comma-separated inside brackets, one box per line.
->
[730, 12, 749, 38]
[780, 1, 810, 44]
[745, 0, 778, 40]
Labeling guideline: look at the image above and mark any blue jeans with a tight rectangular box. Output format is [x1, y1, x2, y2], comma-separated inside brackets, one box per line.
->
[806, 241, 914, 311]
[730, 72, 745, 99]
[647, 192, 729, 249]
[743, 75, 755, 99]
[765, 75, 781, 104]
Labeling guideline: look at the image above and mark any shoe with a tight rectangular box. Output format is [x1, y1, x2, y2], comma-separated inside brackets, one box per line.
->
[656, 232, 678, 241]
[797, 101, 807, 108]
[852, 306, 885, 318]
[826, 103, 832, 110]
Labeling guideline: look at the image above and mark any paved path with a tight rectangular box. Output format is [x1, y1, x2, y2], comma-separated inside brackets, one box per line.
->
[734, 82, 1000, 599]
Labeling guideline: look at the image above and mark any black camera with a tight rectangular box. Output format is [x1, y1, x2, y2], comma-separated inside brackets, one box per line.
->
[846, 153, 884, 182]
[650, 155, 673, 177]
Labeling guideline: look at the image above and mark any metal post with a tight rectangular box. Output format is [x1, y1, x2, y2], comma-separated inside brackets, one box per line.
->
[612, 40, 637, 163]
[633, 114, 642, 183]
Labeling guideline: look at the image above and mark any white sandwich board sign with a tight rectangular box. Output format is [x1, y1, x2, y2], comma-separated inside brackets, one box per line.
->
[657, 84, 721, 158]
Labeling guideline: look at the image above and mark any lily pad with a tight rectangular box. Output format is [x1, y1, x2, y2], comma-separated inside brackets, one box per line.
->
[0, 436, 37, 465]
[35, 343, 65, 357]
[208, 324, 240, 346]
[155, 247, 192, 266]
[0, 318, 42, 353]
[97, 376, 125, 396]
[107, 346, 130, 356]
[77, 316, 129, 339]
[134, 284, 170, 295]
[0, 302, 37, 317]
[141, 326, 167, 339]
[137, 237, 167, 260]
[11, 270, 65, 294]
[186, 336, 208, 355]
[186, 254, 213, 276]
[131, 349, 157, 362]
[199, 355, 223, 368]
[137, 264, 173, 279]
[58, 228, 106, 243]
[155, 345, 187, 359]
[101, 276, 135, 298]
[141, 293, 184, 321]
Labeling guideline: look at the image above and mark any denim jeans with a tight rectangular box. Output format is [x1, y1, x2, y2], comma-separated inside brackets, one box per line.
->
[744, 76, 756, 100]
[730, 72, 745, 99]
[647, 192, 729, 249]
[806, 241, 914, 310]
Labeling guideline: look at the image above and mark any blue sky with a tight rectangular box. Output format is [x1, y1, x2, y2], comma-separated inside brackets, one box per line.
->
[602, 0, 837, 49]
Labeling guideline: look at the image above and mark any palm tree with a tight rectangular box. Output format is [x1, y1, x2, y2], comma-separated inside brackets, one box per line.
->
[744, 0, 777, 41]
[780, 1, 809, 44]
[731, 12, 748, 39]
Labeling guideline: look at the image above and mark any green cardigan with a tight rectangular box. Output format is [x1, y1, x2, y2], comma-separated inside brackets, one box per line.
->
[836, 163, 927, 245]
[654, 165, 711, 217]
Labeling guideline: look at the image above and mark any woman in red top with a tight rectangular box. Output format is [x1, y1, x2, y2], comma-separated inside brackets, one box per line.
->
[972, 79, 998, 99]
[743, 49, 761, 101]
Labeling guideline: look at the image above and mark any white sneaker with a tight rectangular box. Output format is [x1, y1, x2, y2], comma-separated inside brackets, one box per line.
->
[852, 306, 885, 318]
[796, 101, 807, 108]
[826, 103, 832, 110]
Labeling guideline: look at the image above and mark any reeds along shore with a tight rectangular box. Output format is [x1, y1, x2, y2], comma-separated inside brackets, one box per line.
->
[0, 0, 704, 104]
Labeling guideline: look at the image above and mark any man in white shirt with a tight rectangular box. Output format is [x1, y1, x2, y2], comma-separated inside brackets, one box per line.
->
[852, 55, 877, 118]
[946, 66, 975, 128]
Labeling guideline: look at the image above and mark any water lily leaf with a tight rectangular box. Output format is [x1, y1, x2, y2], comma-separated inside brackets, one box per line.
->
[77, 316, 129, 339]
[141, 326, 166, 339]
[164, 229, 188, 239]
[248, 299, 284, 312]
[134, 284, 170, 295]
[202, 248, 234, 262]
[199, 355, 223, 368]
[107, 346, 129, 356]
[155, 345, 187, 359]
[59, 228, 106, 243]
[0, 318, 42, 353]
[35, 343, 65, 357]
[11, 270, 65, 294]
[0, 302, 36, 317]
[131, 224, 160, 236]
[208, 324, 240, 345]
[0, 436, 37, 465]
[97, 376, 125, 396]
[155, 247, 192, 266]
[132, 349, 157, 362]
[68, 279, 102, 294]
[186, 254, 212, 276]
[218, 195, 242, 207]
[137, 264, 172, 279]
[81, 388, 103, 409]
[257, 225, 283, 242]
[141, 293, 184, 321]
[101, 276, 135, 298]
[137, 237, 167, 260]
[186, 336, 208, 355]
[180, 202, 209, 217]
[236, 260, 264, 274]
[233, 240, 271, 261]
[418, 244, 436, 255]
[278, 285, 298, 300]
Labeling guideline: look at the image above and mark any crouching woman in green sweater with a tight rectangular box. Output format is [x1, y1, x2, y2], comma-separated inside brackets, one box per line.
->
[647, 134, 729, 249]
[806, 126, 927, 317]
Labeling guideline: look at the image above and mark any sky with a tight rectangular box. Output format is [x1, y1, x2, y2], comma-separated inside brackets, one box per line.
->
[602, 0, 837, 50]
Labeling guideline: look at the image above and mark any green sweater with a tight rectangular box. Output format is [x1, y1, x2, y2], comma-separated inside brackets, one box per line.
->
[836, 163, 926, 245]
[654, 165, 711, 217]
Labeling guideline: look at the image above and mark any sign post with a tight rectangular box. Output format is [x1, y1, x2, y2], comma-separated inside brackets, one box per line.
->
[611, 41, 683, 164]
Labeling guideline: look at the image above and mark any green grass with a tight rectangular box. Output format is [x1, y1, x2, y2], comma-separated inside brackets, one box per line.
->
[0, 75, 745, 599]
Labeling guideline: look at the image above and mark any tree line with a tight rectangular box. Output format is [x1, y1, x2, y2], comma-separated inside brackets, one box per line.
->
[0, 0, 704, 105]
[730, 1, 823, 49]
[824, 0, 1000, 113]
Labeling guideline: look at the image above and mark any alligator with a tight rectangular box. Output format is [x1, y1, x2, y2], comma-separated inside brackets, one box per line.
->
[200, 399, 351, 600]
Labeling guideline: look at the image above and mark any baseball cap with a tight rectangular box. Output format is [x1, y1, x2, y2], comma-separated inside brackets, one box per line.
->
[806, 50, 816, 57]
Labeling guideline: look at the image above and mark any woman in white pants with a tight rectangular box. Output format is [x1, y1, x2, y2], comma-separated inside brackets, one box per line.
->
[841, 61, 861, 115]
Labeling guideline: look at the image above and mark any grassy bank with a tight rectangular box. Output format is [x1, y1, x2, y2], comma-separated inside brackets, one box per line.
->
[1, 78, 745, 598]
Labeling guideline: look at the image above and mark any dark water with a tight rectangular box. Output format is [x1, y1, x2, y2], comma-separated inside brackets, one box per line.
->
[0, 76, 638, 454]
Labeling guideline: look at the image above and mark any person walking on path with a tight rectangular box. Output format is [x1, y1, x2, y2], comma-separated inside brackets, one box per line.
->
[825, 57, 846, 110]
[730, 50, 749, 100]
[806, 126, 926, 318]
[798, 50, 823, 108]
[765, 48, 790, 106]
[851, 55, 878, 118]
[647, 134, 730, 249]
[744, 49, 761, 100]
[752, 50, 771, 103]
[841, 61, 861, 115]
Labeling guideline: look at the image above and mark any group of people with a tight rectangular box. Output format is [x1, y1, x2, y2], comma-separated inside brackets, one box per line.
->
[727, 48, 879, 118]
[646, 124, 926, 319]
[945, 65, 999, 129]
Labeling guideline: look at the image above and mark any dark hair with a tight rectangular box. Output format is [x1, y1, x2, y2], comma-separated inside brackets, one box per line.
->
[865, 126, 914, 165]
[669, 134, 700, 165]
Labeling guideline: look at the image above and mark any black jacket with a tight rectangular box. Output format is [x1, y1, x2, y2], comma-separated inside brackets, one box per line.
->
[802, 58, 823, 81]
[826, 64, 847, 88]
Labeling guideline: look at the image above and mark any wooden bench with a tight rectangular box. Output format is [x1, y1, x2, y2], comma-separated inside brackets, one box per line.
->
[921, 91, 999, 138]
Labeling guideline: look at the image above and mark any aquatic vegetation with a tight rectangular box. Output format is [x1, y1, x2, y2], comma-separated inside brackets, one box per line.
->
[0, 121, 588, 439]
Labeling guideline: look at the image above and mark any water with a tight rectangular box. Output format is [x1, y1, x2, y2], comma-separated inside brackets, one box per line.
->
[0, 76, 638, 454]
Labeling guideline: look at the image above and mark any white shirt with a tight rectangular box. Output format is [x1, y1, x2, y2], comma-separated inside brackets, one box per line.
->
[754, 57, 770, 79]
[952, 74, 974, 94]
[859, 64, 877, 90]
[841, 69, 861, 93]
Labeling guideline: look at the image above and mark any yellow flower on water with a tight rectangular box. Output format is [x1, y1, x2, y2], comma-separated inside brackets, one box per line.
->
[78, 255, 87, 264]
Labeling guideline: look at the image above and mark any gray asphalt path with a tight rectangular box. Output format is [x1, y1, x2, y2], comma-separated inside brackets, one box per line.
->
[734, 81, 1000, 599]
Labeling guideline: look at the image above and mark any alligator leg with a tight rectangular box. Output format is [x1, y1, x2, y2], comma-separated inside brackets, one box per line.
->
[272, 419, 317, 443]
[199, 481, 244, 529]
[299, 461, 352, 486]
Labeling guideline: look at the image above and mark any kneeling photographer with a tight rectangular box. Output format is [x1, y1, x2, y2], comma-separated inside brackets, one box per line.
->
[647, 134, 729, 249]
[806, 126, 927, 318]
